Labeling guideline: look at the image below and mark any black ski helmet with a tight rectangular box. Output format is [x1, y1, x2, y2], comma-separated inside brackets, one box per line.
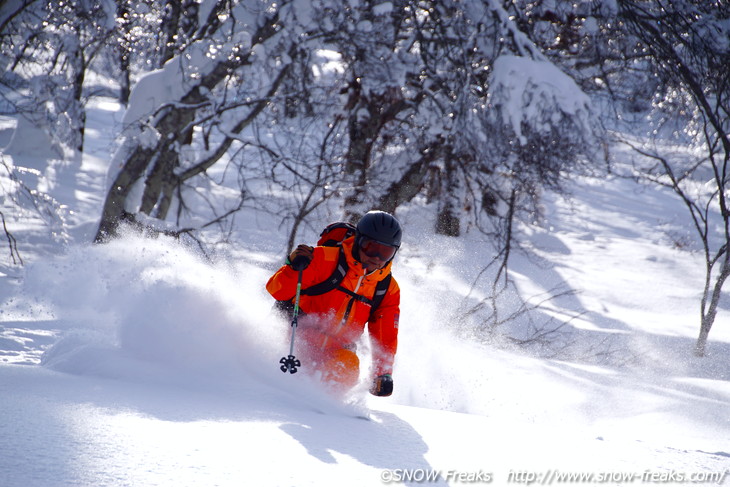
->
[356, 210, 402, 248]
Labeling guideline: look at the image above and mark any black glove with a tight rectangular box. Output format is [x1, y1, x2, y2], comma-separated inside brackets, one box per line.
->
[370, 374, 393, 397]
[287, 244, 314, 271]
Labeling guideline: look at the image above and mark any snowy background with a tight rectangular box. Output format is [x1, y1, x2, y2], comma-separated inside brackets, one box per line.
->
[0, 37, 729, 485]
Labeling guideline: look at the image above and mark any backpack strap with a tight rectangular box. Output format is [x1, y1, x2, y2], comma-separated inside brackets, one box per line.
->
[300, 248, 348, 296]
[368, 273, 392, 322]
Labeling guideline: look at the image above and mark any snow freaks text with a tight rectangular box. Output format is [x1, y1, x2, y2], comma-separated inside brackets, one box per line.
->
[379, 468, 729, 484]
[380, 469, 492, 483]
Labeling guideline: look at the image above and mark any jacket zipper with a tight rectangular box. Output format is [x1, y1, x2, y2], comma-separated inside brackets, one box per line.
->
[321, 272, 366, 350]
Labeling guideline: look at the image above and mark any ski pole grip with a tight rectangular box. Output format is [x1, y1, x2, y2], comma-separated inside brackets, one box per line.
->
[290, 254, 310, 271]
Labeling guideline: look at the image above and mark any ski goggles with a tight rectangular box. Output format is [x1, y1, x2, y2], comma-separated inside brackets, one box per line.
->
[360, 237, 398, 261]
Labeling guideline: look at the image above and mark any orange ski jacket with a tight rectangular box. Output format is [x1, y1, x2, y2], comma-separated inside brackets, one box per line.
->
[266, 237, 399, 376]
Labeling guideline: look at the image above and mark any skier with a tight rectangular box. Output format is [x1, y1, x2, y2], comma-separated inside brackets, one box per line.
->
[267, 210, 402, 397]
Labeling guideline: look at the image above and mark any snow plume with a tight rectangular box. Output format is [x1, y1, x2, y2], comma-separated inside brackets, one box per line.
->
[16, 233, 283, 388]
[381, 212, 536, 418]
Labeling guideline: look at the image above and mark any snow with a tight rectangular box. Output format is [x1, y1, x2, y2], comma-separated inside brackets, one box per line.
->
[2, 95, 730, 487]
[4, 115, 64, 160]
[489, 55, 592, 145]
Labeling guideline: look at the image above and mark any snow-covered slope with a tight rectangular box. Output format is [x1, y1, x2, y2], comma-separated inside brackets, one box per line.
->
[1, 99, 729, 487]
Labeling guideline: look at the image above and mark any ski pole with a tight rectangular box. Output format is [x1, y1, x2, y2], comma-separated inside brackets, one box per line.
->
[279, 269, 303, 373]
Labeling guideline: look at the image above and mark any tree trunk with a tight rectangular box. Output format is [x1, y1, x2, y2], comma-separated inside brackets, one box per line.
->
[117, 2, 131, 105]
[694, 325, 709, 357]
[159, 0, 182, 67]
[95, 145, 156, 242]
[70, 40, 86, 153]
[377, 140, 442, 214]
[343, 83, 407, 218]
[435, 156, 461, 237]
[343, 93, 378, 218]
[694, 260, 730, 356]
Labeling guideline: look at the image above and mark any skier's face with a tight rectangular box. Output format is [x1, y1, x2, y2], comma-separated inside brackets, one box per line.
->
[358, 237, 397, 272]
[360, 252, 387, 272]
